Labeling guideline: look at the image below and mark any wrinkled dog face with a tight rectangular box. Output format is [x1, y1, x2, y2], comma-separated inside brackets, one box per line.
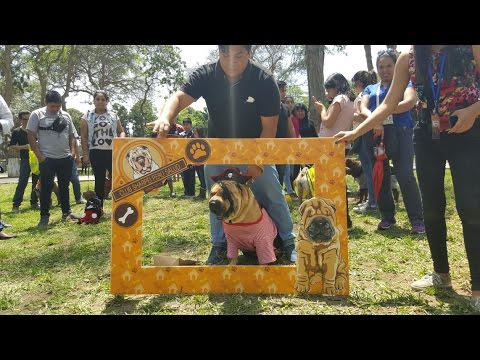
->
[307, 216, 335, 242]
[127, 146, 154, 176]
[299, 197, 339, 245]
[209, 181, 236, 220]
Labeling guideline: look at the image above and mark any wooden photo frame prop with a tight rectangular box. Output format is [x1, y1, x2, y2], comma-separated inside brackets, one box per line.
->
[111, 138, 349, 295]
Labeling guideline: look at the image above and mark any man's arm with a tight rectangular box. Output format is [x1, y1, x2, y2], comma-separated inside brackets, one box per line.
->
[27, 130, 44, 163]
[260, 115, 278, 138]
[287, 116, 296, 138]
[8, 131, 29, 151]
[147, 91, 195, 137]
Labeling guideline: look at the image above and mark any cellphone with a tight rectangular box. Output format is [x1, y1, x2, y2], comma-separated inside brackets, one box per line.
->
[449, 115, 458, 128]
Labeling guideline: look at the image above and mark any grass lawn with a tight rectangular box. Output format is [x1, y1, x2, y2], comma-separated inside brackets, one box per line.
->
[0, 171, 476, 314]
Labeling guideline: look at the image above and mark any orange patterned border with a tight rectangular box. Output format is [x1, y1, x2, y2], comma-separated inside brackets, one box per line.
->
[111, 138, 349, 295]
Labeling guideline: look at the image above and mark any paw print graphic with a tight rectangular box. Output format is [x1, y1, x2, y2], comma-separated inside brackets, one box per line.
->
[189, 142, 207, 159]
[186, 139, 210, 163]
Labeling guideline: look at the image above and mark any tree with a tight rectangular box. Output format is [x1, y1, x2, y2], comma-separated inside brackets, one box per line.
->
[133, 45, 185, 133]
[25, 45, 67, 106]
[305, 45, 326, 130]
[112, 103, 129, 134]
[129, 100, 157, 137]
[364, 45, 373, 71]
[178, 107, 208, 129]
[66, 108, 83, 134]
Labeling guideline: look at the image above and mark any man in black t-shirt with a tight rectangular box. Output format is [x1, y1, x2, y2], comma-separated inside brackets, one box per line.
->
[149, 45, 297, 265]
[10, 111, 39, 212]
[180, 118, 195, 196]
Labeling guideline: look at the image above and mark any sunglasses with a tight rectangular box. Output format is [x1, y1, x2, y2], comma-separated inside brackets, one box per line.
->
[377, 48, 396, 56]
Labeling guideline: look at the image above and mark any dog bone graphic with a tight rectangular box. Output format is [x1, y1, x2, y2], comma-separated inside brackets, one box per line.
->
[118, 207, 134, 224]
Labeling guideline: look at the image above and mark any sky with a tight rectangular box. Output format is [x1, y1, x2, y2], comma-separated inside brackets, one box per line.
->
[66, 45, 410, 113]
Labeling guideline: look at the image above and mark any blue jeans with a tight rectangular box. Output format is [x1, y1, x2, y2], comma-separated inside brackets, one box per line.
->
[377, 126, 423, 225]
[358, 133, 376, 206]
[414, 120, 480, 291]
[283, 164, 294, 194]
[12, 158, 37, 206]
[71, 161, 81, 202]
[204, 164, 295, 248]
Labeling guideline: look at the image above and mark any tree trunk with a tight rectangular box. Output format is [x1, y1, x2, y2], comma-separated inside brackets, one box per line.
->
[364, 45, 373, 71]
[2, 45, 14, 106]
[62, 45, 78, 110]
[305, 45, 325, 131]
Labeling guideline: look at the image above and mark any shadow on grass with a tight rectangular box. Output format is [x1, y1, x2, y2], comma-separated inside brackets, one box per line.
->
[103, 295, 143, 314]
[207, 294, 264, 315]
[4, 234, 111, 279]
[433, 289, 475, 315]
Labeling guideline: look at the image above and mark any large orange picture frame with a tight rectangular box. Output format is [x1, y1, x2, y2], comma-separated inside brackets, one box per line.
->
[111, 137, 349, 295]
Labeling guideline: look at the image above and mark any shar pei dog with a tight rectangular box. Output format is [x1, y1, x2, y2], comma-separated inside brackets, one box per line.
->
[295, 197, 347, 294]
[126, 145, 160, 179]
[209, 168, 278, 266]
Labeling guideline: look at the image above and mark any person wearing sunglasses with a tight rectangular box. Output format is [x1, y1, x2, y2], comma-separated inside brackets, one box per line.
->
[9, 111, 41, 212]
[357, 48, 425, 234]
[335, 45, 480, 312]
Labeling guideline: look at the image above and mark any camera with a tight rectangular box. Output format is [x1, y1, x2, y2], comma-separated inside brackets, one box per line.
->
[51, 116, 68, 133]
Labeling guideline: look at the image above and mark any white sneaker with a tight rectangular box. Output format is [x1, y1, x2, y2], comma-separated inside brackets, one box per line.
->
[411, 272, 452, 291]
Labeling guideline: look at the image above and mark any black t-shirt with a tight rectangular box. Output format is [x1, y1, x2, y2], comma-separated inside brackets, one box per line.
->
[9, 127, 29, 159]
[276, 103, 290, 138]
[299, 118, 318, 138]
[180, 61, 279, 138]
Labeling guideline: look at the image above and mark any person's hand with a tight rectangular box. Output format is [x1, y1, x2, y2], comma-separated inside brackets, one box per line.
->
[38, 154, 46, 164]
[312, 96, 324, 112]
[146, 120, 170, 138]
[373, 125, 384, 139]
[82, 154, 90, 166]
[334, 130, 358, 144]
[448, 108, 477, 134]
[246, 165, 263, 179]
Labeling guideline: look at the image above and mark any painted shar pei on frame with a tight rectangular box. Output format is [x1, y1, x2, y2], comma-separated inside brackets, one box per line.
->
[295, 197, 347, 294]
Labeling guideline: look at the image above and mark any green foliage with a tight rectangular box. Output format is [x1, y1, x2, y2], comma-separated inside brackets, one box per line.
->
[286, 85, 308, 106]
[178, 107, 208, 129]
[66, 108, 83, 133]
[112, 103, 129, 134]
[129, 100, 157, 137]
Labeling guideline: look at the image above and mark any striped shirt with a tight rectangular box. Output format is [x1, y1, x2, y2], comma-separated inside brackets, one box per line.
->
[223, 208, 278, 265]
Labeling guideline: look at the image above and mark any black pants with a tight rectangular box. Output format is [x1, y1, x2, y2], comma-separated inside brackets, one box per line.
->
[39, 156, 73, 217]
[181, 167, 196, 196]
[89, 149, 112, 205]
[275, 164, 286, 187]
[414, 121, 480, 291]
[194, 165, 206, 191]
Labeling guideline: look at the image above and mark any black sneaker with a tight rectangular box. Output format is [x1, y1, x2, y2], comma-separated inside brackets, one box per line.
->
[282, 243, 297, 263]
[206, 244, 228, 265]
[37, 215, 49, 229]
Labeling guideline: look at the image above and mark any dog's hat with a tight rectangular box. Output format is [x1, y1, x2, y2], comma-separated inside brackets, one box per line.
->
[211, 167, 252, 184]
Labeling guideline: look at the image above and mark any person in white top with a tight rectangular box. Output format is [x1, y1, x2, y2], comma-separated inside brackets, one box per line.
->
[80, 90, 125, 208]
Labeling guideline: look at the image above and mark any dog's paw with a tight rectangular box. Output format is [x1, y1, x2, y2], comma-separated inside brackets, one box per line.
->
[335, 277, 346, 291]
[323, 285, 336, 295]
[295, 282, 310, 293]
